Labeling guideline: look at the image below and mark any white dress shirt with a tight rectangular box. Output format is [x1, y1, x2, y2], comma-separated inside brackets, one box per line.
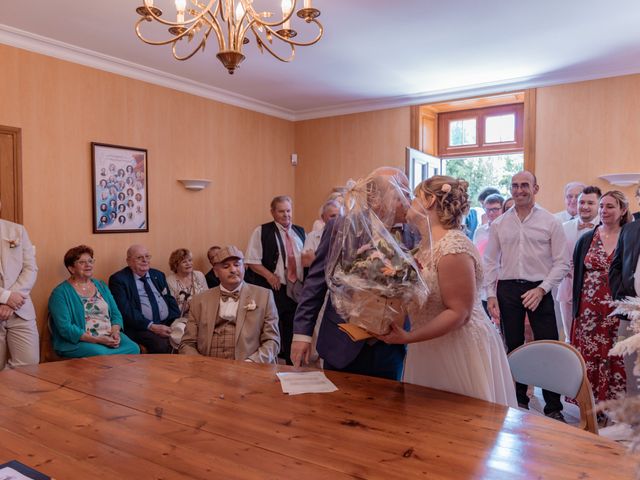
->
[303, 228, 323, 253]
[219, 283, 243, 320]
[554, 210, 574, 223]
[245, 223, 304, 283]
[556, 217, 598, 303]
[484, 204, 570, 297]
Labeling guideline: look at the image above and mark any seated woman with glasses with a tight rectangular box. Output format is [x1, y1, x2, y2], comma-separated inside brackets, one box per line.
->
[48, 245, 140, 357]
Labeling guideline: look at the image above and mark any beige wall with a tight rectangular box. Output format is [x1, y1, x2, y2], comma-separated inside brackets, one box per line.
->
[294, 108, 411, 229]
[3, 42, 640, 359]
[0, 45, 295, 357]
[535, 75, 640, 212]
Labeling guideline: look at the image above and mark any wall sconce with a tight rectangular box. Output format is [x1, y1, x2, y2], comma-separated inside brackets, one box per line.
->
[178, 179, 211, 191]
[598, 173, 640, 187]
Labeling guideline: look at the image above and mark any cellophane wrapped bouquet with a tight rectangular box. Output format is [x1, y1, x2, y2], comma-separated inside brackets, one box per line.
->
[326, 171, 429, 336]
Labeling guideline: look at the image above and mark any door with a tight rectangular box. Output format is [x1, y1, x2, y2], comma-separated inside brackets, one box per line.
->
[0, 126, 23, 223]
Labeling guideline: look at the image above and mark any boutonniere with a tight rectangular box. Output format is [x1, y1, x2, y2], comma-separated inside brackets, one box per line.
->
[161, 287, 168, 295]
[6, 238, 20, 249]
[244, 300, 257, 311]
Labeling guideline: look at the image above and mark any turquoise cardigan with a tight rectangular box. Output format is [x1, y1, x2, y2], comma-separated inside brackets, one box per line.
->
[48, 279, 124, 353]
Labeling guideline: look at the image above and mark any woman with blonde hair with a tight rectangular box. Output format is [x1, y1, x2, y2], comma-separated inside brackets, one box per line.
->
[378, 175, 517, 407]
[166, 248, 208, 349]
[571, 190, 631, 419]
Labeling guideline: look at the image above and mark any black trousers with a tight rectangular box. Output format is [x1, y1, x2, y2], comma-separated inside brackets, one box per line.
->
[128, 322, 172, 354]
[273, 287, 297, 365]
[497, 279, 563, 414]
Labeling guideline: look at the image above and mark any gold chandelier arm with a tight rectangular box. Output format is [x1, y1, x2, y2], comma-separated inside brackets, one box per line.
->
[205, 8, 227, 50]
[251, 26, 295, 62]
[242, 1, 295, 28]
[137, 0, 217, 27]
[171, 30, 212, 61]
[261, 19, 323, 47]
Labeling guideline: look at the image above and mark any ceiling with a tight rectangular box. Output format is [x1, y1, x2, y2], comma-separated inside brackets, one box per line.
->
[2, 1, 640, 120]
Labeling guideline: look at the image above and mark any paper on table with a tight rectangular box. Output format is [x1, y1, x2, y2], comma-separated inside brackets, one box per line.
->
[0, 467, 33, 480]
[276, 371, 338, 395]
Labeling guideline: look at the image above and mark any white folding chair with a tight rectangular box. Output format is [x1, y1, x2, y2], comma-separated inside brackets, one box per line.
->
[508, 340, 598, 434]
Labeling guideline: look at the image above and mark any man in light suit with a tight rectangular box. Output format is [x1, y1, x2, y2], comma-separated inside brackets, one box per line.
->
[109, 244, 180, 353]
[179, 246, 280, 363]
[610, 219, 640, 395]
[0, 203, 39, 369]
[291, 167, 416, 380]
[556, 185, 601, 339]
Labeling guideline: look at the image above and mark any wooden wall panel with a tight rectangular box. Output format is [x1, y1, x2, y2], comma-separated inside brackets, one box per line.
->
[294, 108, 410, 229]
[0, 44, 295, 354]
[535, 75, 640, 212]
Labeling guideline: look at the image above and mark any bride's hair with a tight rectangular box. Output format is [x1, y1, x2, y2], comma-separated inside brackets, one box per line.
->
[416, 175, 470, 229]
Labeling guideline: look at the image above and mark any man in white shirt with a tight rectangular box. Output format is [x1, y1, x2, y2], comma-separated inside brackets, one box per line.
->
[245, 195, 305, 364]
[180, 246, 280, 363]
[554, 181, 585, 223]
[301, 199, 342, 267]
[485, 171, 570, 421]
[557, 186, 601, 339]
[473, 193, 504, 315]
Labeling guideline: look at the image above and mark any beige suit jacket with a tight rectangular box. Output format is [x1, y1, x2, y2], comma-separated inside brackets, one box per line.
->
[0, 219, 37, 321]
[179, 283, 280, 364]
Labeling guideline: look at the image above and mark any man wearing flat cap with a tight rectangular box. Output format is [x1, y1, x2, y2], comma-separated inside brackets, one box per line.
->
[179, 246, 280, 363]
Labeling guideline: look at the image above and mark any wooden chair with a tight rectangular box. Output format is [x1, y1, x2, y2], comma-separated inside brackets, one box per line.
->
[508, 340, 598, 434]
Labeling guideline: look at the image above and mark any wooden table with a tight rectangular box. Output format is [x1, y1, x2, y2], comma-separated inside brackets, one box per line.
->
[0, 355, 635, 479]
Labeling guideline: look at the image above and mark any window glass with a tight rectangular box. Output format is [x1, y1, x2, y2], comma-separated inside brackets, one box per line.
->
[449, 119, 476, 146]
[485, 114, 515, 143]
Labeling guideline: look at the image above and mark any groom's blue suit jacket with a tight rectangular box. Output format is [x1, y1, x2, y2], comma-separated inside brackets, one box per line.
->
[293, 217, 419, 370]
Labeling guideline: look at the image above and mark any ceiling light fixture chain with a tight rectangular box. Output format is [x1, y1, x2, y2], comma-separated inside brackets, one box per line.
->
[135, 0, 323, 74]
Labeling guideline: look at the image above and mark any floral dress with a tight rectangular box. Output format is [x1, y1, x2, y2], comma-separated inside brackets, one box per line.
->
[81, 290, 112, 337]
[571, 230, 626, 403]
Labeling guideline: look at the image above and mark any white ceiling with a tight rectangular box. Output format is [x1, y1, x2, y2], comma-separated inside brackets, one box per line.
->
[2, 0, 640, 120]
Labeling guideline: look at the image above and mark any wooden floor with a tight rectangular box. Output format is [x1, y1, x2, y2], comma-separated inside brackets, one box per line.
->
[0, 355, 636, 479]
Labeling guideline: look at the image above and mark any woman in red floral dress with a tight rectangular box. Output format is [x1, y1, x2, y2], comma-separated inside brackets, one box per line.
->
[572, 191, 632, 408]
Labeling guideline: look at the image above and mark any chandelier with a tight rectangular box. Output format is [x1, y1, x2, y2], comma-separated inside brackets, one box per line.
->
[135, 0, 323, 74]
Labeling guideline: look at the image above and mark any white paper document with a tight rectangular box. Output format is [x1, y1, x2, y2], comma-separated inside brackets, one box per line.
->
[276, 371, 338, 395]
[0, 467, 33, 480]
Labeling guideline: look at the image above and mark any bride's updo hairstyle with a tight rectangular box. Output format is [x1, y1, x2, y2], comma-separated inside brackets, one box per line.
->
[416, 175, 470, 229]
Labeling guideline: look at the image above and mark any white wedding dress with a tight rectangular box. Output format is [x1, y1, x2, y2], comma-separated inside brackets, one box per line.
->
[404, 230, 518, 407]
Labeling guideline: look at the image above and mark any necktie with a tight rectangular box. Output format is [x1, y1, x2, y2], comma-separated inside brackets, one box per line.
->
[140, 276, 161, 323]
[578, 222, 595, 231]
[284, 230, 298, 283]
[220, 290, 240, 302]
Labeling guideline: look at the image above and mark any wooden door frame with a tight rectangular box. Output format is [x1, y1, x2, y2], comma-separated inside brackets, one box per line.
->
[410, 88, 537, 173]
[0, 125, 23, 224]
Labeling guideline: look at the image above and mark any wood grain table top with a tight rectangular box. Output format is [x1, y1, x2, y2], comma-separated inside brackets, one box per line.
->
[0, 355, 635, 479]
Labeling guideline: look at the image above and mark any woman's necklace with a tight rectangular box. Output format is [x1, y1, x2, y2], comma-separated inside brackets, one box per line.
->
[71, 279, 92, 294]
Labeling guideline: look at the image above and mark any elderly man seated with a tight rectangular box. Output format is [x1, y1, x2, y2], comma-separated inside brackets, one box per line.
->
[179, 246, 280, 363]
[109, 244, 180, 353]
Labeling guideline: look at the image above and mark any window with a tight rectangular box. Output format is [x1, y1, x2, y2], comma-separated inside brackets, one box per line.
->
[438, 104, 523, 158]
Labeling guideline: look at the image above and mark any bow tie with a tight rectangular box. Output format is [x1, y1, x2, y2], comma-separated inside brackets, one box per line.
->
[220, 290, 240, 302]
[577, 222, 595, 231]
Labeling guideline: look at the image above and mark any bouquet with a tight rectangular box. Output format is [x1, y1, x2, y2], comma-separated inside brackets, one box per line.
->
[326, 173, 429, 338]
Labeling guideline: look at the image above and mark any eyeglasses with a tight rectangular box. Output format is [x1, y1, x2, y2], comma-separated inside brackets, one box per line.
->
[486, 207, 502, 213]
[76, 259, 95, 266]
[133, 255, 152, 262]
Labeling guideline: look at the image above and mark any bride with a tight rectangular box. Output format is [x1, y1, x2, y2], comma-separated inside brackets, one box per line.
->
[378, 176, 517, 407]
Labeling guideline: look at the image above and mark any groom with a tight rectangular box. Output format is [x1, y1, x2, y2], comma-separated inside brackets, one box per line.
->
[291, 167, 418, 380]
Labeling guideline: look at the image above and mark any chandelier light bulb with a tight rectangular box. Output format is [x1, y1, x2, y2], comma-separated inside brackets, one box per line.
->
[135, 0, 323, 74]
[235, 2, 245, 23]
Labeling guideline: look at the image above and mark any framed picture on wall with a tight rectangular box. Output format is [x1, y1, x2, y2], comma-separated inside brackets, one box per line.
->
[91, 142, 149, 233]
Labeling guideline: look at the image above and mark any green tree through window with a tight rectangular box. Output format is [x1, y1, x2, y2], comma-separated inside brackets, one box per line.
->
[442, 154, 524, 207]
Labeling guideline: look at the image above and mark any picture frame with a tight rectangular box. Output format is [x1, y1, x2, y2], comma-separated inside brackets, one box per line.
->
[91, 142, 149, 233]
